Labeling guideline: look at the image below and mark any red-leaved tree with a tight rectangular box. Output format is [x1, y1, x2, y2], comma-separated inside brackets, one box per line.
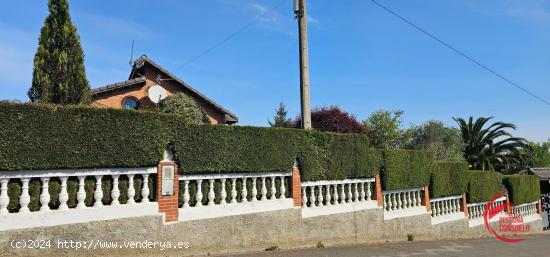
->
[292, 106, 364, 133]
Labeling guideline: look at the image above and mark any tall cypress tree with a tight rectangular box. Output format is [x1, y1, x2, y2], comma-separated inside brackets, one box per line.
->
[28, 0, 91, 104]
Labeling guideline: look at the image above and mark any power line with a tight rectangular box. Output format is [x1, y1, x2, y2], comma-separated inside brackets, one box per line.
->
[172, 0, 288, 72]
[369, 0, 550, 107]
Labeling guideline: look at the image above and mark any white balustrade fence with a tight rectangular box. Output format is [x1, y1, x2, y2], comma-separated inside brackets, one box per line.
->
[430, 195, 463, 218]
[511, 201, 538, 218]
[300, 178, 377, 217]
[429, 195, 466, 224]
[178, 171, 293, 221]
[467, 196, 506, 227]
[0, 167, 158, 231]
[382, 187, 427, 220]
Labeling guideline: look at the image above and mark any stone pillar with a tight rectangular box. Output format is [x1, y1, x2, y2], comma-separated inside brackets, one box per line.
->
[375, 175, 383, 207]
[460, 193, 468, 217]
[421, 185, 431, 212]
[156, 150, 179, 223]
[537, 199, 542, 215]
[291, 165, 302, 207]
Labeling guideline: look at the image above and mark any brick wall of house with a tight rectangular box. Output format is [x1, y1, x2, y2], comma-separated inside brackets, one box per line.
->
[92, 66, 226, 125]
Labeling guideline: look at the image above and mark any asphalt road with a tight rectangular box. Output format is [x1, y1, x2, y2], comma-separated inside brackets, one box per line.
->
[226, 234, 550, 257]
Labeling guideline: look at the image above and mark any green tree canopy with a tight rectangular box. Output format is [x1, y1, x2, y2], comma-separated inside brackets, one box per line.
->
[157, 93, 209, 124]
[268, 102, 292, 128]
[526, 141, 550, 168]
[454, 116, 527, 171]
[362, 110, 408, 149]
[28, 0, 91, 104]
[407, 120, 464, 161]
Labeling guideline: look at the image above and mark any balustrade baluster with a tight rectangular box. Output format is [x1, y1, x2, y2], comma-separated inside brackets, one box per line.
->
[251, 178, 258, 202]
[302, 187, 308, 207]
[111, 175, 120, 206]
[270, 177, 276, 200]
[208, 179, 215, 206]
[127, 174, 135, 204]
[220, 178, 227, 205]
[196, 179, 204, 207]
[0, 179, 8, 214]
[353, 183, 359, 202]
[93, 175, 103, 207]
[76, 176, 86, 209]
[366, 182, 372, 201]
[142, 174, 150, 203]
[39, 177, 50, 212]
[391, 193, 397, 211]
[230, 178, 237, 204]
[325, 185, 332, 205]
[19, 178, 30, 213]
[310, 187, 317, 207]
[183, 180, 190, 208]
[333, 185, 339, 205]
[279, 176, 286, 199]
[261, 177, 267, 201]
[52, 180, 63, 211]
[242, 178, 248, 203]
[319, 185, 325, 206]
[347, 184, 352, 204]
[339, 184, 346, 204]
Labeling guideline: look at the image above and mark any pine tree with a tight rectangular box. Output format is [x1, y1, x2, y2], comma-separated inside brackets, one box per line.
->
[28, 0, 91, 104]
[269, 102, 292, 128]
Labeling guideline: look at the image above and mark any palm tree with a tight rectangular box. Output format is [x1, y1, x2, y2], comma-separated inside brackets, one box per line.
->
[453, 116, 527, 171]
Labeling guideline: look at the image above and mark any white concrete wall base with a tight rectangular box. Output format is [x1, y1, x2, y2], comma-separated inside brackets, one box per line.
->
[0, 202, 159, 231]
[384, 206, 428, 220]
[178, 198, 294, 221]
[301, 200, 378, 218]
[431, 212, 466, 225]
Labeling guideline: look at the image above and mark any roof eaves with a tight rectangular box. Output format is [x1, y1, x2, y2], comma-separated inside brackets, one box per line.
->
[135, 56, 239, 122]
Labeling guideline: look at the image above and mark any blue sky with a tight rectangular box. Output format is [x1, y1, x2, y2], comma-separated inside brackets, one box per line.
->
[1, 0, 549, 142]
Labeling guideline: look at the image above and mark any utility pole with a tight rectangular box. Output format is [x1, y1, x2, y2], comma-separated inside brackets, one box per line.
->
[294, 0, 312, 129]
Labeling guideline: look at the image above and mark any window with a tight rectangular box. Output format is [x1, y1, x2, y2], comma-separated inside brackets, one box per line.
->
[122, 97, 140, 110]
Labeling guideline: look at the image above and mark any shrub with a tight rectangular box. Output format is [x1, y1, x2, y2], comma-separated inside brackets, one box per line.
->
[381, 150, 432, 190]
[0, 103, 381, 181]
[466, 171, 503, 203]
[0, 103, 174, 171]
[502, 175, 540, 205]
[292, 105, 364, 133]
[430, 161, 468, 197]
[157, 93, 209, 124]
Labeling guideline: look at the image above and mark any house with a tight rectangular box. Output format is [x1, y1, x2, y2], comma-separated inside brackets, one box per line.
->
[91, 55, 238, 125]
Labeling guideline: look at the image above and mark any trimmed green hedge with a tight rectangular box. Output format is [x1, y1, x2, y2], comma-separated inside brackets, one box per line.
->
[381, 150, 433, 190]
[430, 161, 469, 197]
[466, 171, 503, 203]
[0, 103, 379, 181]
[502, 175, 540, 205]
[0, 103, 174, 171]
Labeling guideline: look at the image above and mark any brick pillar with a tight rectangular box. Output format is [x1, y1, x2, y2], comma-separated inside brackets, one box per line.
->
[291, 165, 302, 207]
[421, 186, 431, 212]
[505, 195, 511, 214]
[375, 175, 383, 207]
[157, 161, 179, 223]
[537, 199, 542, 215]
[460, 193, 468, 218]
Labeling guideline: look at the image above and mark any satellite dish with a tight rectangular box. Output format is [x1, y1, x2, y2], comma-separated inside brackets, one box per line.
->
[147, 85, 167, 104]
